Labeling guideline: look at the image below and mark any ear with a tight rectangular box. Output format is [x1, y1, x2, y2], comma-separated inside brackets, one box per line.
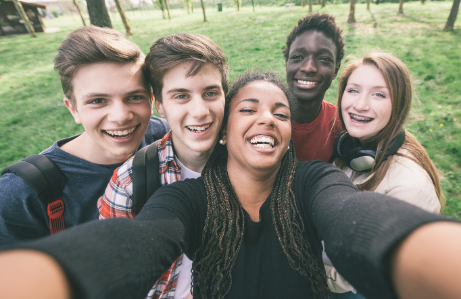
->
[63, 97, 81, 124]
[155, 98, 166, 118]
[333, 62, 342, 80]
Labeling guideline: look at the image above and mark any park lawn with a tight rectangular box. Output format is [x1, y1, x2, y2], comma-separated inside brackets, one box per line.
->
[0, 1, 460, 217]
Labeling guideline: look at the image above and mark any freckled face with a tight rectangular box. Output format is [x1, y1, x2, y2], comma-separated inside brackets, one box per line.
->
[341, 64, 393, 143]
[224, 81, 291, 174]
[286, 30, 339, 104]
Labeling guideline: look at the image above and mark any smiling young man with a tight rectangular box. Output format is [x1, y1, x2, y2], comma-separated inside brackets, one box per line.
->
[283, 13, 345, 162]
[0, 26, 169, 245]
[97, 33, 228, 299]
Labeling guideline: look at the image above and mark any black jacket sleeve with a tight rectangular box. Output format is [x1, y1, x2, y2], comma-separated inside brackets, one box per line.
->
[294, 161, 448, 299]
[1, 178, 208, 299]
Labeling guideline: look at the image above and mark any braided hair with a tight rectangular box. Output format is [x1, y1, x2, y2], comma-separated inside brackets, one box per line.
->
[192, 71, 330, 298]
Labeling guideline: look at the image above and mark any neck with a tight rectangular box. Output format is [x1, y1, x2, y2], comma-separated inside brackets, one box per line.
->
[174, 147, 213, 173]
[291, 98, 323, 124]
[227, 160, 280, 222]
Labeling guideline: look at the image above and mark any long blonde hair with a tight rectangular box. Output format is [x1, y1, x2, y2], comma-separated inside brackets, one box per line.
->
[336, 49, 445, 209]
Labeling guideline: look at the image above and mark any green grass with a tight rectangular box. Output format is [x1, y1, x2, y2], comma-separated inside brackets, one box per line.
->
[0, 2, 460, 217]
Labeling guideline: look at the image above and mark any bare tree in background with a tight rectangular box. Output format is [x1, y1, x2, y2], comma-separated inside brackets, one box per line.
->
[155, 0, 166, 19]
[302, 0, 305, 7]
[251, 0, 255, 12]
[322, 0, 325, 8]
[309, 0, 312, 13]
[348, 0, 356, 23]
[165, 0, 171, 20]
[72, 0, 87, 25]
[87, 0, 112, 27]
[398, 0, 404, 14]
[367, 0, 370, 10]
[199, 0, 207, 21]
[12, 0, 36, 37]
[444, 0, 460, 31]
[113, 0, 132, 35]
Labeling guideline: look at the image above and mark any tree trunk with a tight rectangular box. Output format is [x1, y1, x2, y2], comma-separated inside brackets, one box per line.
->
[367, 0, 370, 10]
[251, 0, 255, 11]
[322, 0, 325, 8]
[302, 0, 305, 7]
[376, 0, 379, 5]
[157, 0, 166, 19]
[444, 0, 460, 31]
[199, 0, 207, 21]
[259, 0, 261, 7]
[421, 0, 425, 4]
[86, 0, 112, 27]
[398, 0, 404, 14]
[165, 0, 171, 20]
[113, 0, 132, 35]
[72, 0, 87, 25]
[12, 0, 36, 37]
[347, 0, 356, 23]
[309, 0, 312, 12]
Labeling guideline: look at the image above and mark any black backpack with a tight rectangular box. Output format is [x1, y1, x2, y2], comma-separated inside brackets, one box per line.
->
[1, 141, 161, 235]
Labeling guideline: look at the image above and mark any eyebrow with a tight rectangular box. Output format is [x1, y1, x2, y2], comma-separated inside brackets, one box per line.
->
[166, 85, 222, 94]
[83, 89, 147, 99]
[237, 98, 290, 108]
[347, 82, 389, 89]
[292, 47, 335, 56]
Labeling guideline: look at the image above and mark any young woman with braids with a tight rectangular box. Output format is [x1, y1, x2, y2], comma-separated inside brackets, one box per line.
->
[326, 50, 445, 298]
[1, 71, 460, 299]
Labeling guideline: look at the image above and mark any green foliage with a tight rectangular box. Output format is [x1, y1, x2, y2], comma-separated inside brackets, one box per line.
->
[0, 2, 459, 218]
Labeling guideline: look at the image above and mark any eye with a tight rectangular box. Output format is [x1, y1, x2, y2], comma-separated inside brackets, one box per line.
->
[274, 113, 289, 120]
[347, 88, 359, 94]
[174, 94, 189, 101]
[319, 56, 332, 62]
[374, 92, 386, 98]
[128, 95, 145, 101]
[239, 108, 255, 113]
[204, 91, 218, 98]
[89, 98, 105, 104]
[290, 54, 303, 60]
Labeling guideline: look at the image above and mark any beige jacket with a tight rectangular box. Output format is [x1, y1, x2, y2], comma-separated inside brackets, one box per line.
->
[326, 150, 441, 293]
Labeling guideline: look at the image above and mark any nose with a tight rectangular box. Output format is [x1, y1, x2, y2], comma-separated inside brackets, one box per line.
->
[189, 97, 210, 119]
[257, 110, 276, 127]
[300, 57, 317, 74]
[353, 94, 370, 111]
[107, 101, 134, 124]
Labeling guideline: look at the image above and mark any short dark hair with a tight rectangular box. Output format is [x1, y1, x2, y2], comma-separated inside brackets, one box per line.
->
[283, 13, 345, 66]
[145, 33, 228, 103]
[54, 25, 146, 106]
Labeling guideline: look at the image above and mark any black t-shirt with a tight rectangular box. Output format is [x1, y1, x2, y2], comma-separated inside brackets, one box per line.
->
[7, 161, 446, 299]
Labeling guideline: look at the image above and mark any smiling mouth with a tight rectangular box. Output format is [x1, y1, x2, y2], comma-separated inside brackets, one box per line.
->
[186, 123, 212, 133]
[250, 136, 275, 148]
[296, 79, 318, 86]
[104, 125, 139, 138]
[350, 113, 374, 123]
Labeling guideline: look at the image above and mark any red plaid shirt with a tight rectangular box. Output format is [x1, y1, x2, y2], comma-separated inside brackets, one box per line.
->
[98, 131, 184, 299]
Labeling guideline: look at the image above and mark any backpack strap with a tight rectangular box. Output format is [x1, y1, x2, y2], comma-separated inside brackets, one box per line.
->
[1, 154, 66, 235]
[132, 140, 160, 214]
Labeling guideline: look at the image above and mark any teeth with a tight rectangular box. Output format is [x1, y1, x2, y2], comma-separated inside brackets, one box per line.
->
[297, 80, 316, 85]
[187, 123, 211, 132]
[250, 136, 275, 148]
[350, 114, 373, 122]
[105, 126, 136, 137]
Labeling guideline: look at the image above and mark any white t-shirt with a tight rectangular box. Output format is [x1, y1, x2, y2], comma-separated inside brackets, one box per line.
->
[174, 157, 201, 299]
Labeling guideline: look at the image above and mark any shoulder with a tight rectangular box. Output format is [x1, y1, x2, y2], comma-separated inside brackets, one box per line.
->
[323, 100, 338, 112]
[376, 152, 441, 213]
[294, 161, 355, 191]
